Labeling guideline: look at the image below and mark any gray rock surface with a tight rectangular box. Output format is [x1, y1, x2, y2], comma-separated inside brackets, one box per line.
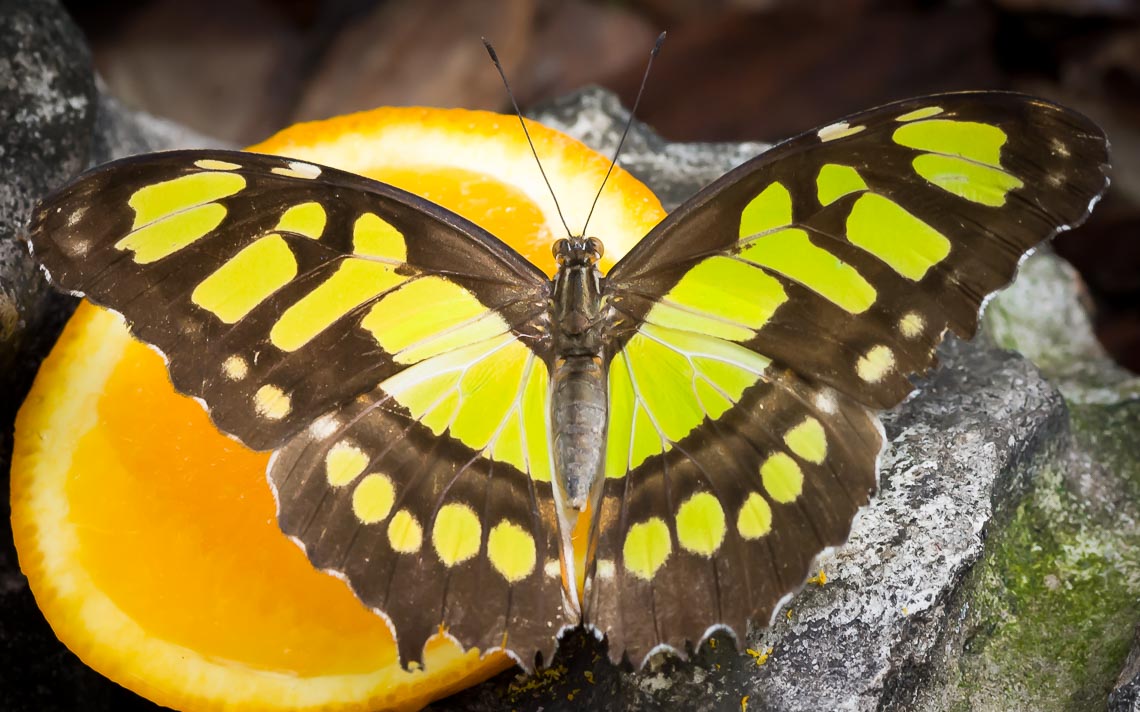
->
[1112, 626, 1140, 712]
[0, 42, 1133, 712]
[0, 3, 227, 710]
[0, 0, 95, 419]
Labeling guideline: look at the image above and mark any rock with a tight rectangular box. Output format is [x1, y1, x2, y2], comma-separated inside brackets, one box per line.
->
[0, 0, 95, 424]
[1111, 626, 1140, 711]
[0, 4, 226, 710]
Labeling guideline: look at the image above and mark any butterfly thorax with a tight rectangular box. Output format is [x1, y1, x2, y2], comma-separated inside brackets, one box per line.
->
[549, 237, 609, 614]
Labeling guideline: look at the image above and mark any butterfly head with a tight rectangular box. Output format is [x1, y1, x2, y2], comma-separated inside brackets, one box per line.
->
[552, 237, 604, 267]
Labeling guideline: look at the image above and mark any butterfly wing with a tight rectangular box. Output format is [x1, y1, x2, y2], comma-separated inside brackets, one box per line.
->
[591, 92, 1110, 665]
[29, 150, 570, 668]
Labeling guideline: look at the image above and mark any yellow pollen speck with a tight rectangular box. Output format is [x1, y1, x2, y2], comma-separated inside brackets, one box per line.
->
[352, 473, 395, 524]
[783, 417, 827, 464]
[388, 510, 422, 553]
[487, 520, 537, 582]
[324, 441, 369, 487]
[623, 517, 672, 580]
[737, 492, 773, 539]
[786, 608, 794, 620]
[807, 569, 828, 586]
[222, 355, 248, 380]
[253, 384, 290, 420]
[761, 453, 803, 503]
[742, 695, 749, 712]
[899, 311, 925, 338]
[432, 503, 482, 566]
[194, 159, 241, 171]
[857, 345, 895, 383]
[818, 121, 866, 142]
[746, 647, 772, 666]
[675, 492, 726, 556]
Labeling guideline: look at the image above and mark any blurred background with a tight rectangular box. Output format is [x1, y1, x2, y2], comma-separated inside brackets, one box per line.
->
[62, 0, 1138, 371]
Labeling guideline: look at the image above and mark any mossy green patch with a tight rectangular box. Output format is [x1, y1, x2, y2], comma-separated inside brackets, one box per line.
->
[941, 400, 1140, 711]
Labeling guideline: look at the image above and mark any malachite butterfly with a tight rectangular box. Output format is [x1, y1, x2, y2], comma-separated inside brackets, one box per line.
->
[28, 92, 1109, 670]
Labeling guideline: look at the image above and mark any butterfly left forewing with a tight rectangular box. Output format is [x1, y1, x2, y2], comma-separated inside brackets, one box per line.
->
[30, 149, 549, 449]
[592, 92, 1109, 664]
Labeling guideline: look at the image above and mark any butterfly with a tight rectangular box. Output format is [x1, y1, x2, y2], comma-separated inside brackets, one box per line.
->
[27, 91, 1109, 671]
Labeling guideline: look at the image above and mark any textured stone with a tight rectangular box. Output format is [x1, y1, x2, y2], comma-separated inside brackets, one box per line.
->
[0, 0, 95, 422]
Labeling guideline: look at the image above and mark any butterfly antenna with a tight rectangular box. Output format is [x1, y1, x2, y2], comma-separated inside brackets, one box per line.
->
[581, 31, 665, 238]
[482, 37, 574, 238]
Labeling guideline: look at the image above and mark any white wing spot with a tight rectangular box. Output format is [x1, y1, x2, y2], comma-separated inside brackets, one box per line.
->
[1050, 137, 1071, 158]
[308, 414, 340, 439]
[596, 559, 616, 581]
[899, 312, 925, 339]
[67, 207, 86, 226]
[272, 161, 322, 179]
[222, 355, 248, 380]
[818, 121, 866, 142]
[543, 559, 561, 579]
[856, 345, 895, 383]
[254, 384, 291, 419]
[814, 389, 838, 414]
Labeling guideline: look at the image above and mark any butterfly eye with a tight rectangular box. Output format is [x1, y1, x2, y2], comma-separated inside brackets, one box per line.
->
[586, 237, 604, 262]
[552, 238, 569, 263]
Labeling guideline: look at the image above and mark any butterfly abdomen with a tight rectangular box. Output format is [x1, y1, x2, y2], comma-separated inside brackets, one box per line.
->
[551, 354, 607, 510]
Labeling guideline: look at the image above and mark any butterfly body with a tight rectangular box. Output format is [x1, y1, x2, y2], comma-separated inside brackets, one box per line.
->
[27, 92, 1110, 671]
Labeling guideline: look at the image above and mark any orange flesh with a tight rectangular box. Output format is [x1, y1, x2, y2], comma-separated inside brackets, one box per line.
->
[69, 340, 397, 676]
[370, 167, 559, 276]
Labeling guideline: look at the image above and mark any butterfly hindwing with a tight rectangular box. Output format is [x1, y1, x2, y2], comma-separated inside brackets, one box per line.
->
[270, 342, 568, 668]
[591, 92, 1110, 663]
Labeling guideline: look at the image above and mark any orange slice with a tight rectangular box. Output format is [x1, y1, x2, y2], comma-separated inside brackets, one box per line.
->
[12, 106, 666, 711]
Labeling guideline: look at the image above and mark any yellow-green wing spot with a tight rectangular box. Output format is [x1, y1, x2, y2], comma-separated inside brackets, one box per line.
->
[274, 201, 327, 239]
[487, 520, 538, 582]
[351, 473, 396, 524]
[361, 276, 512, 365]
[846, 193, 951, 280]
[640, 256, 787, 342]
[605, 323, 771, 478]
[739, 182, 793, 238]
[892, 119, 1008, 167]
[911, 154, 1024, 207]
[269, 258, 408, 351]
[116, 171, 246, 263]
[816, 163, 868, 206]
[191, 234, 297, 323]
[379, 332, 554, 483]
[353, 212, 406, 262]
[623, 517, 672, 580]
[674, 492, 727, 556]
[738, 227, 877, 314]
[895, 105, 944, 122]
[736, 492, 773, 539]
[432, 503, 482, 567]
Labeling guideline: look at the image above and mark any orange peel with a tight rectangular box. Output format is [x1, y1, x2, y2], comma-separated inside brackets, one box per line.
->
[12, 106, 666, 711]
